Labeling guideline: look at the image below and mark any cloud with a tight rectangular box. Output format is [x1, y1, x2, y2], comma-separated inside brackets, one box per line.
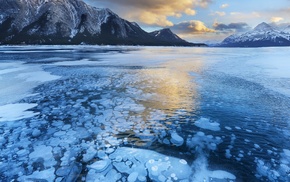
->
[210, 11, 226, 16]
[270, 17, 284, 23]
[220, 4, 229, 9]
[85, 0, 213, 26]
[171, 20, 215, 35]
[213, 22, 251, 33]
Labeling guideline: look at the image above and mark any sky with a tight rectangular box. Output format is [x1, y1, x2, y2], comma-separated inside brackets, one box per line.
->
[84, 0, 290, 43]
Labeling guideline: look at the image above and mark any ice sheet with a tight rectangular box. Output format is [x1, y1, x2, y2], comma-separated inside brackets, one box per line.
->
[0, 103, 38, 122]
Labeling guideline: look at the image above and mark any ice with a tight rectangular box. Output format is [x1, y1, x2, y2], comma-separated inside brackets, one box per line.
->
[192, 155, 236, 181]
[194, 117, 220, 131]
[18, 167, 55, 182]
[32, 128, 41, 137]
[109, 147, 192, 181]
[225, 126, 232, 130]
[1, 46, 290, 181]
[17, 71, 60, 82]
[254, 144, 261, 149]
[283, 149, 290, 157]
[128, 172, 139, 182]
[51, 59, 95, 66]
[187, 131, 222, 151]
[170, 132, 184, 146]
[0, 62, 60, 105]
[211, 170, 236, 180]
[83, 146, 97, 162]
[88, 160, 111, 172]
[0, 103, 38, 122]
[29, 145, 56, 168]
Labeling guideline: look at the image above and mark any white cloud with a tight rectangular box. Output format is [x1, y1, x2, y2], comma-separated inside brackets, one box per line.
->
[220, 4, 229, 9]
[211, 11, 226, 16]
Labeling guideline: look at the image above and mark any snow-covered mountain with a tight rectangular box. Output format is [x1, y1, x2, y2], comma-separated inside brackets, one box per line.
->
[220, 22, 290, 47]
[0, 0, 195, 46]
[283, 25, 290, 34]
[150, 28, 188, 44]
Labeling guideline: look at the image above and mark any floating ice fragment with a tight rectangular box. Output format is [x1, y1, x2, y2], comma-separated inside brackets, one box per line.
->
[283, 149, 290, 157]
[194, 117, 220, 131]
[88, 160, 111, 172]
[32, 129, 41, 137]
[128, 172, 139, 182]
[83, 147, 97, 163]
[225, 126, 232, 130]
[170, 132, 184, 146]
[235, 126, 242, 130]
[18, 167, 55, 182]
[187, 132, 222, 151]
[254, 144, 260, 149]
[211, 170, 236, 180]
[29, 145, 56, 168]
[62, 124, 71, 130]
[179, 159, 187, 165]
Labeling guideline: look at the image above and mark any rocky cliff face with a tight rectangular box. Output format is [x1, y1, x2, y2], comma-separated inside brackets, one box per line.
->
[0, 0, 198, 46]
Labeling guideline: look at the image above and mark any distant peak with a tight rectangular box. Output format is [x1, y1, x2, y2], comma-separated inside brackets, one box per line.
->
[160, 28, 172, 32]
[254, 22, 273, 31]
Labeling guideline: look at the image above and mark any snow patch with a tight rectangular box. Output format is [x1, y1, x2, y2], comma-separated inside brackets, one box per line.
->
[0, 103, 38, 122]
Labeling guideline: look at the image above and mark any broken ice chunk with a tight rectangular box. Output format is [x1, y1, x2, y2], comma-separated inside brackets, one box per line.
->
[170, 132, 184, 146]
[88, 159, 111, 172]
[194, 117, 220, 131]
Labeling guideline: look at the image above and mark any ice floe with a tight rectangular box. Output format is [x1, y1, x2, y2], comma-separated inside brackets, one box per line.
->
[194, 117, 220, 131]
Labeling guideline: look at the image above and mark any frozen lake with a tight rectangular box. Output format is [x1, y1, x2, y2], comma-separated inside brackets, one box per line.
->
[0, 46, 290, 181]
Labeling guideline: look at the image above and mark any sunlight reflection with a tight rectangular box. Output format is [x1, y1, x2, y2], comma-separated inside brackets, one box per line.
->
[137, 56, 204, 116]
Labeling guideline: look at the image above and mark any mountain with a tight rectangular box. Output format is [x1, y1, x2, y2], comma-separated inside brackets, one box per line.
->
[150, 28, 188, 45]
[283, 25, 290, 33]
[220, 22, 290, 47]
[0, 0, 199, 46]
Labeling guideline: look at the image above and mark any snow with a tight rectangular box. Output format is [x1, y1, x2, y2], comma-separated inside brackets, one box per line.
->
[17, 71, 60, 82]
[0, 62, 60, 105]
[0, 103, 38, 122]
[222, 22, 290, 45]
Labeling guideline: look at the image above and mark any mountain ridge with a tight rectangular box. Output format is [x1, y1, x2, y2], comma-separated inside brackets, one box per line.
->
[219, 22, 290, 47]
[0, 0, 205, 46]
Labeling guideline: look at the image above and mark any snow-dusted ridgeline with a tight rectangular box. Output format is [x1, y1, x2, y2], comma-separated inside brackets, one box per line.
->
[220, 22, 290, 47]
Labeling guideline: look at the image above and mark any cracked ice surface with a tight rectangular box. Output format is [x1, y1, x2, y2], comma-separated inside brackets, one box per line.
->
[1, 46, 290, 181]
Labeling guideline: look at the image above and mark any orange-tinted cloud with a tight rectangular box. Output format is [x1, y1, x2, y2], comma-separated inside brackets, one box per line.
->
[86, 0, 212, 26]
[171, 20, 215, 36]
[270, 17, 284, 23]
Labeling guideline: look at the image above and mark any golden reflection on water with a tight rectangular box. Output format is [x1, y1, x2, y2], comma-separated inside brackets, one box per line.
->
[116, 48, 207, 147]
[138, 56, 204, 116]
